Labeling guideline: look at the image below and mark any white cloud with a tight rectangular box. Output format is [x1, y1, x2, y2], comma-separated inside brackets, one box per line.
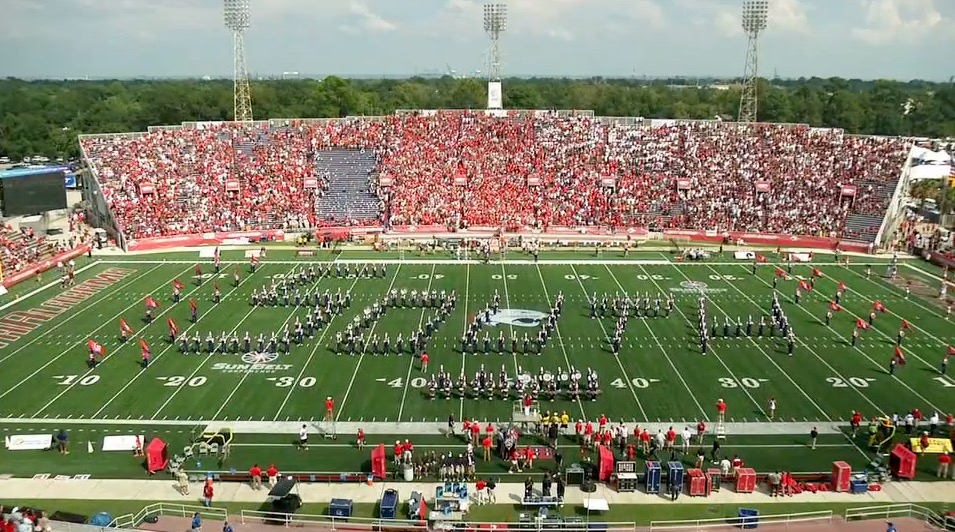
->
[850, 0, 949, 44]
[678, 0, 810, 38]
[349, 1, 397, 32]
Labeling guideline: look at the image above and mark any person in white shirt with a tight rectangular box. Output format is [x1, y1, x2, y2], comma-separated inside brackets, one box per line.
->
[719, 458, 732, 476]
[298, 424, 308, 450]
[681, 427, 693, 453]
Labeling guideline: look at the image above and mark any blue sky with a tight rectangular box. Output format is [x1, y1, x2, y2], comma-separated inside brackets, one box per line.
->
[0, 0, 951, 80]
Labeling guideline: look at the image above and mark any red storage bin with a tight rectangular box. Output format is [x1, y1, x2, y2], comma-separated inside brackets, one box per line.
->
[686, 468, 707, 496]
[706, 468, 722, 492]
[890, 444, 917, 479]
[831, 461, 851, 492]
[735, 467, 756, 493]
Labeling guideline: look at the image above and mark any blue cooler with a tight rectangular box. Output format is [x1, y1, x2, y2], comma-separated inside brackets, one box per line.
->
[645, 461, 661, 494]
[379, 489, 398, 519]
[738, 509, 759, 529]
[667, 461, 684, 492]
[329, 498, 353, 518]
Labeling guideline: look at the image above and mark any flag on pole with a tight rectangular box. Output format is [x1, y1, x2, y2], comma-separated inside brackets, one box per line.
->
[145, 296, 159, 309]
[798, 280, 812, 292]
[119, 318, 134, 335]
[856, 318, 869, 330]
[873, 300, 886, 313]
[194, 264, 202, 276]
[812, 267, 823, 278]
[829, 301, 842, 312]
[251, 254, 260, 266]
[901, 319, 911, 330]
[189, 299, 197, 311]
[838, 281, 847, 292]
[775, 267, 788, 279]
[755, 253, 768, 263]
[167, 318, 179, 336]
[894, 345, 906, 365]
[213, 246, 221, 263]
[139, 338, 150, 354]
[214, 281, 219, 291]
[947, 345, 955, 356]
[173, 279, 184, 290]
[87, 339, 106, 356]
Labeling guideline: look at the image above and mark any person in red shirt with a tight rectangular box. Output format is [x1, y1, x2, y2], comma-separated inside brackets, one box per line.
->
[393, 440, 403, 464]
[420, 352, 429, 373]
[601, 430, 612, 447]
[598, 414, 608, 432]
[632, 424, 642, 442]
[482, 435, 492, 461]
[665, 427, 677, 450]
[463, 419, 472, 443]
[526, 447, 536, 469]
[716, 399, 727, 423]
[203, 480, 214, 507]
[697, 420, 707, 444]
[470, 422, 481, 442]
[626, 443, 636, 460]
[485, 422, 495, 436]
[731, 455, 743, 478]
[574, 420, 584, 443]
[509, 448, 522, 473]
[357, 428, 365, 450]
[850, 411, 863, 437]
[919, 432, 931, 454]
[324, 397, 335, 422]
[266, 464, 279, 488]
[583, 421, 594, 449]
[249, 463, 262, 490]
[640, 429, 651, 454]
[938, 452, 952, 478]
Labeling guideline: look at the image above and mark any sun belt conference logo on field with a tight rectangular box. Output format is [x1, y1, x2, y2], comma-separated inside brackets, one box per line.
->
[489, 309, 549, 327]
[211, 352, 292, 374]
[669, 281, 727, 294]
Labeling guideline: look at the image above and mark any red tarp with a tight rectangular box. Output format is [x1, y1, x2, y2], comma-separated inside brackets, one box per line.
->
[146, 437, 169, 473]
[371, 443, 387, 479]
[597, 445, 614, 481]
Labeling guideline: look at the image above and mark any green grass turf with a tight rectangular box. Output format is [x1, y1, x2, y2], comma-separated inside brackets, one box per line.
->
[3, 499, 951, 527]
[0, 252, 953, 480]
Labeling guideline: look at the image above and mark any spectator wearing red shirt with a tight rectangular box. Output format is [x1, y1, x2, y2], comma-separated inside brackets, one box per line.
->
[203, 479, 214, 507]
[525, 447, 536, 469]
[324, 397, 334, 421]
[475, 479, 488, 504]
[266, 464, 279, 488]
[574, 420, 584, 442]
[850, 411, 863, 436]
[938, 452, 952, 478]
[696, 420, 707, 444]
[583, 421, 594, 448]
[469, 423, 481, 442]
[508, 448, 522, 473]
[598, 414, 608, 432]
[731, 455, 743, 477]
[640, 429, 651, 454]
[601, 430, 612, 447]
[249, 463, 262, 490]
[393, 440, 403, 464]
[462, 419, 472, 442]
[716, 399, 727, 423]
[665, 427, 677, 450]
[482, 435, 492, 461]
[357, 428, 365, 450]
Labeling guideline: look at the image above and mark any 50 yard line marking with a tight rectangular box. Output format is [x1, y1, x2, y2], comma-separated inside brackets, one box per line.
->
[172, 265, 333, 420]
[0, 263, 176, 404]
[84, 263, 264, 419]
[568, 265, 648, 421]
[397, 264, 437, 422]
[458, 262, 470, 420]
[500, 262, 520, 378]
[335, 265, 403, 421]
[533, 264, 587, 420]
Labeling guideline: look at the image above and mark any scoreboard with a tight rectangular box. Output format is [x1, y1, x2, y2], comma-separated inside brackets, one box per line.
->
[0, 168, 69, 216]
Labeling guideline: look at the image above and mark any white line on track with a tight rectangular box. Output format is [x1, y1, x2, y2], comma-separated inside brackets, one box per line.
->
[334, 265, 403, 421]
[567, 264, 648, 420]
[532, 264, 587, 421]
[49, 264, 257, 418]
[0, 263, 177, 404]
[0, 263, 158, 364]
[213, 269, 353, 421]
[397, 264, 436, 422]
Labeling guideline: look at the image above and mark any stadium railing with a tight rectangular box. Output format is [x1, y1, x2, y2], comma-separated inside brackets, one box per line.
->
[239, 510, 427, 531]
[109, 502, 228, 529]
[844, 504, 951, 530]
[648, 510, 832, 532]
[874, 147, 918, 250]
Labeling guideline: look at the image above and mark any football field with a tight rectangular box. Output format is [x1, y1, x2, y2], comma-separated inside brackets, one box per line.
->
[0, 250, 952, 428]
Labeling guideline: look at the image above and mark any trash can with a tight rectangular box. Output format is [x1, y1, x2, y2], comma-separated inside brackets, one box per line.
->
[402, 463, 413, 481]
[738, 509, 759, 529]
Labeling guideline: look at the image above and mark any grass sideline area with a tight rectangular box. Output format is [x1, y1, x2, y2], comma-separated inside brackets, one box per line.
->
[0, 248, 952, 484]
[3, 499, 951, 526]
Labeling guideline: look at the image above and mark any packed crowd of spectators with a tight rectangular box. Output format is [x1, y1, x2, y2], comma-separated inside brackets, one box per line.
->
[80, 114, 911, 240]
[0, 225, 55, 274]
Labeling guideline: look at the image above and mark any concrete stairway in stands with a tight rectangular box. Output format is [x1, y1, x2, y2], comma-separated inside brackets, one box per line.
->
[313, 149, 381, 223]
[842, 177, 900, 243]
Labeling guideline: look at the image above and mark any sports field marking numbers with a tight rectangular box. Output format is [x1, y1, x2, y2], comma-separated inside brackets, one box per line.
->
[54, 375, 100, 386]
[564, 274, 597, 280]
[826, 376, 873, 388]
[718, 377, 762, 388]
[414, 274, 445, 280]
[933, 377, 955, 388]
[159, 376, 207, 388]
[491, 274, 518, 280]
[193, 273, 229, 280]
[709, 274, 740, 281]
[386, 377, 427, 388]
[635, 274, 666, 281]
[271, 376, 317, 388]
[611, 377, 658, 389]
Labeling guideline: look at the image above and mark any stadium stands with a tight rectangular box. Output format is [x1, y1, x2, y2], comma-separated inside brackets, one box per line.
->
[79, 113, 911, 242]
[0, 224, 57, 275]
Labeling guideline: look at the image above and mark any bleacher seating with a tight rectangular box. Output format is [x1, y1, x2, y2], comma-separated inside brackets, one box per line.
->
[0, 225, 58, 275]
[79, 114, 911, 242]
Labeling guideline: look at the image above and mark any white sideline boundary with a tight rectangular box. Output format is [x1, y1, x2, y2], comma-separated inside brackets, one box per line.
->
[90, 259, 888, 266]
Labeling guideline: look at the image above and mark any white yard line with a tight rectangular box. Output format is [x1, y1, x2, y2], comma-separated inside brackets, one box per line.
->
[0, 264, 185, 404]
[694, 264, 833, 421]
[48, 264, 259, 418]
[602, 265, 707, 420]
[646, 264, 766, 418]
[397, 264, 437, 422]
[458, 262, 470, 421]
[0, 263, 161, 365]
[762, 265, 949, 412]
[500, 262, 520, 377]
[334, 265, 403, 421]
[568, 264, 649, 421]
[532, 264, 588, 421]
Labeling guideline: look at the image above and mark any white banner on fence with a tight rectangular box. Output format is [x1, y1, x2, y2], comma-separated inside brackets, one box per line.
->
[5, 434, 53, 451]
[102, 435, 144, 452]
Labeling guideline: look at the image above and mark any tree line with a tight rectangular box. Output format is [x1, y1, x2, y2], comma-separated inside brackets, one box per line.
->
[0, 76, 952, 160]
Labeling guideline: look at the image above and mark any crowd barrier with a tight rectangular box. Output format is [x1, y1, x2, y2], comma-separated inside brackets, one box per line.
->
[1, 245, 91, 289]
[844, 504, 951, 529]
[109, 502, 228, 529]
[648, 510, 833, 532]
[126, 230, 286, 251]
[239, 509, 426, 531]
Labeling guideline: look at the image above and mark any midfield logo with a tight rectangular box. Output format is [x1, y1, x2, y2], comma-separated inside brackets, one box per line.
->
[211, 352, 292, 374]
[487, 309, 549, 328]
[669, 281, 727, 294]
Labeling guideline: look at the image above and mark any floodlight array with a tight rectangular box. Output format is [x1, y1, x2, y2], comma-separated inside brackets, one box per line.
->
[483, 3, 508, 34]
[224, 0, 251, 31]
[741, 0, 768, 35]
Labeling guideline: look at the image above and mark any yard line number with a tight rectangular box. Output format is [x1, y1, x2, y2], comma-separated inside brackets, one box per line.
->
[158, 376, 208, 387]
[387, 377, 427, 389]
[933, 377, 955, 388]
[272, 376, 317, 388]
[565, 274, 598, 280]
[55, 375, 100, 386]
[413, 274, 445, 280]
[826, 377, 874, 388]
[611, 378, 657, 389]
[709, 274, 740, 281]
[635, 274, 667, 281]
[491, 274, 518, 280]
[719, 377, 764, 388]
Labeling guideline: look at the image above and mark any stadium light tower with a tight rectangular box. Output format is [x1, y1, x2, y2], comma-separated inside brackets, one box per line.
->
[483, 3, 507, 109]
[738, 0, 769, 123]
[224, 0, 253, 122]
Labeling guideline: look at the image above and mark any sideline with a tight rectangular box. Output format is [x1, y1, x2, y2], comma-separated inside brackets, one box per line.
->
[0, 261, 100, 313]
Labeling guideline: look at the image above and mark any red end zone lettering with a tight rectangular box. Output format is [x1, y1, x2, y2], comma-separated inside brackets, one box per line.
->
[0, 267, 136, 348]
